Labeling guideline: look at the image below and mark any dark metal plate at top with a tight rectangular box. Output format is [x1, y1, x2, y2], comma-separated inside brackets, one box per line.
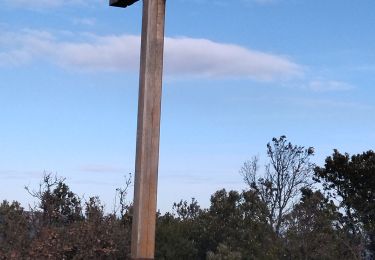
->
[109, 0, 140, 8]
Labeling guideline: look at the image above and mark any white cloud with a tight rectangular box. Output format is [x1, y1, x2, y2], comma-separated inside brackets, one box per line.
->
[165, 37, 301, 80]
[5, 0, 63, 8]
[79, 164, 127, 174]
[179, 0, 278, 6]
[4, 0, 96, 9]
[72, 18, 96, 26]
[6, 0, 276, 9]
[0, 50, 31, 66]
[290, 97, 372, 110]
[0, 30, 302, 81]
[307, 80, 354, 92]
[354, 65, 375, 72]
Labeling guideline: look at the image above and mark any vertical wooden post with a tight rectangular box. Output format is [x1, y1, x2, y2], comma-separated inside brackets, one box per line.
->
[131, 0, 166, 259]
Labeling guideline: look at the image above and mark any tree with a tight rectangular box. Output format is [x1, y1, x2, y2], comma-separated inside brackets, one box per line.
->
[156, 211, 200, 260]
[25, 173, 83, 226]
[284, 188, 362, 260]
[0, 201, 30, 258]
[156, 190, 280, 259]
[156, 198, 202, 259]
[206, 243, 242, 260]
[114, 173, 132, 218]
[315, 150, 375, 257]
[24, 175, 133, 259]
[201, 189, 279, 259]
[241, 136, 315, 235]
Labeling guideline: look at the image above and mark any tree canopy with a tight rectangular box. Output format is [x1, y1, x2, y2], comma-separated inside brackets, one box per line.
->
[0, 137, 373, 259]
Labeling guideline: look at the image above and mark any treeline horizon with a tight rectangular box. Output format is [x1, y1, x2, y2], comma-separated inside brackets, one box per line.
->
[0, 136, 374, 259]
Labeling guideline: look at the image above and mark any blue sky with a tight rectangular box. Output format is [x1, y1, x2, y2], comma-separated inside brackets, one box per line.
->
[0, 0, 374, 212]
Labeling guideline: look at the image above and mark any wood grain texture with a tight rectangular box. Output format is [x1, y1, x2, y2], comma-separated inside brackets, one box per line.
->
[131, 0, 166, 259]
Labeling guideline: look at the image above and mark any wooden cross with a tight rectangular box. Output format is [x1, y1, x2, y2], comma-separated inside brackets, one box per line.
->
[110, 0, 166, 259]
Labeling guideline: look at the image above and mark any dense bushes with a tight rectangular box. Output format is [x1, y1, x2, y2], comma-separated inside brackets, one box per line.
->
[0, 138, 374, 259]
[0, 180, 370, 259]
[0, 175, 132, 259]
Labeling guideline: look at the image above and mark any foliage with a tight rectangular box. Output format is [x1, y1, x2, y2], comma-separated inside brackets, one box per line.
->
[0, 201, 30, 258]
[241, 136, 315, 235]
[156, 189, 281, 259]
[0, 142, 374, 259]
[284, 188, 363, 259]
[0, 173, 132, 259]
[206, 243, 242, 260]
[315, 149, 375, 257]
[25, 174, 83, 226]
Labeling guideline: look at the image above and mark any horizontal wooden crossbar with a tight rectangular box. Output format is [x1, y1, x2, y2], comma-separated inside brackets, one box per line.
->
[109, 0, 139, 8]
